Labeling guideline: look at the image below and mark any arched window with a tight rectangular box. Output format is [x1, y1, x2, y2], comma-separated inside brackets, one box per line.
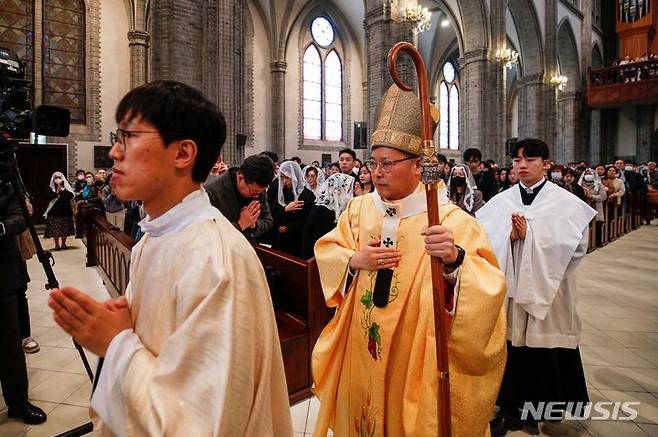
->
[43, 0, 85, 123]
[303, 16, 343, 142]
[438, 61, 459, 150]
[0, 0, 34, 86]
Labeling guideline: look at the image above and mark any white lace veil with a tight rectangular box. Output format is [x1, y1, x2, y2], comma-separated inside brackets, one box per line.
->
[278, 161, 307, 207]
[315, 173, 355, 222]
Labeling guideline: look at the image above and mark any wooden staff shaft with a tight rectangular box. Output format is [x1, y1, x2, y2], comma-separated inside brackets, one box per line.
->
[388, 42, 452, 437]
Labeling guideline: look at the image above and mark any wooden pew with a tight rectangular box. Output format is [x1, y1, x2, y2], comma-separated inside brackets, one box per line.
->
[255, 245, 334, 403]
[587, 200, 596, 253]
[85, 213, 333, 403]
[608, 200, 618, 241]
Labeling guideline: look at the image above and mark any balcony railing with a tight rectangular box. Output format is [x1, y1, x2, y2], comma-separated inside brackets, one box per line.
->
[587, 59, 658, 107]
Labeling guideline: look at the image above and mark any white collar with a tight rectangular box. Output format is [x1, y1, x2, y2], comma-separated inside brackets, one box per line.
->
[372, 183, 449, 218]
[138, 187, 221, 237]
[519, 177, 546, 193]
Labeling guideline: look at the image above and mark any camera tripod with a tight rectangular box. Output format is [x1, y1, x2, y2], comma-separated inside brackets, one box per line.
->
[1, 145, 96, 436]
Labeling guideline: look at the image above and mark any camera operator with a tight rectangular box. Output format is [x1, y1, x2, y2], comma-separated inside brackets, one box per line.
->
[44, 171, 75, 250]
[0, 181, 47, 424]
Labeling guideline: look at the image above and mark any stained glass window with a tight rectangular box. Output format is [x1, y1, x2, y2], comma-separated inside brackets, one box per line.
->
[0, 0, 34, 86]
[439, 82, 449, 149]
[449, 86, 459, 150]
[303, 45, 322, 140]
[302, 17, 342, 142]
[324, 50, 342, 141]
[43, 0, 85, 123]
[311, 17, 334, 48]
[438, 61, 459, 150]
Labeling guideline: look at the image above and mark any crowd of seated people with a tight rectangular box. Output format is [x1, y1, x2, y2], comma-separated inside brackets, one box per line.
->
[592, 53, 658, 85]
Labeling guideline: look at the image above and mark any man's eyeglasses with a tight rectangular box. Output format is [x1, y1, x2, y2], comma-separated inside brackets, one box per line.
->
[109, 128, 162, 150]
[364, 156, 417, 173]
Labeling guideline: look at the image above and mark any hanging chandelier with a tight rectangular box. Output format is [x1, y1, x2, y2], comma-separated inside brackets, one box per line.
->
[495, 48, 519, 69]
[385, 0, 432, 34]
[549, 74, 568, 91]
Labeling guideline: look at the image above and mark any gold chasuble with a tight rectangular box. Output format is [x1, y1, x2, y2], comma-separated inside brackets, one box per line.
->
[311, 85, 507, 437]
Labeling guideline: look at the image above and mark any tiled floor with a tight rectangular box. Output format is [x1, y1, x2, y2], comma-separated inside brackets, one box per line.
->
[2, 224, 657, 436]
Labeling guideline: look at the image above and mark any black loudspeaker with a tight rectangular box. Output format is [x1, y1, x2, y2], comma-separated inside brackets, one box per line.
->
[32, 105, 70, 137]
[353, 122, 367, 149]
[236, 133, 248, 149]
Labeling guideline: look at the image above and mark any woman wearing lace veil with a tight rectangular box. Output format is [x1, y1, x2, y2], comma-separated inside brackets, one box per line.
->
[300, 173, 354, 259]
[447, 164, 485, 215]
[271, 160, 315, 257]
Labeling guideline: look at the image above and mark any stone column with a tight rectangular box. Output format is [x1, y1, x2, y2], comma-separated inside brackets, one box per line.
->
[486, 0, 507, 163]
[516, 74, 548, 141]
[556, 91, 581, 164]
[128, 30, 150, 89]
[458, 51, 488, 154]
[544, 0, 558, 154]
[364, 0, 416, 143]
[270, 60, 287, 160]
[580, 0, 594, 161]
[637, 106, 655, 163]
[589, 109, 602, 164]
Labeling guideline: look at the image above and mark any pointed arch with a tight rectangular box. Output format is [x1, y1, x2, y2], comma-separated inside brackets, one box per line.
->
[591, 42, 603, 69]
[557, 18, 580, 92]
[507, 0, 544, 77]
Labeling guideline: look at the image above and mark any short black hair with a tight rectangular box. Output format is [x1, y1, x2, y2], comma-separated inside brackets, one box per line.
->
[463, 148, 482, 162]
[305, 166, 318, 177]
[436, 153, 448, 165]
[339, 148, 356, 159]
[238, 154, 274, 187]
[513, 138, 550, 160]
[330, 162, 341, 170]
[260, 150, 279, 163]
[85, 171, 94, 177]
[115, 80, 226, 183]
[76, 169, 85, 176]
[291, 156, 302, 164]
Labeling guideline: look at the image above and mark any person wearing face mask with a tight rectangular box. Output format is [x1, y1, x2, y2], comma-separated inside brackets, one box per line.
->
[447, 164, 485, 215]
[44, 171, 75, 250]
[578, 168, 607, 243]
[548, 165, 565, 187]
[73, 169, 86, 195]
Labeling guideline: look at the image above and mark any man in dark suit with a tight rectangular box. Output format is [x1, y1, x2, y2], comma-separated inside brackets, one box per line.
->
[205, 154, 274, 243]
[464, 147, 498, 202]
[0, 181, 47, 424]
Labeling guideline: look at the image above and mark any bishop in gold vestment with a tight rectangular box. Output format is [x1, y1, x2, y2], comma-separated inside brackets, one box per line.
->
[311, 85, 507, 436]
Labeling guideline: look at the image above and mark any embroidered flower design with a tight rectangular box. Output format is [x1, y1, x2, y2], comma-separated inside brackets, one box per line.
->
[354, 392, 377, 437]
[360, 272, 382, 361]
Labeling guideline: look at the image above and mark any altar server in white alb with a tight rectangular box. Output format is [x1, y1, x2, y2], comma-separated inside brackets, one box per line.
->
[49, 80, 293, 437]
[476, 138, 597, 436]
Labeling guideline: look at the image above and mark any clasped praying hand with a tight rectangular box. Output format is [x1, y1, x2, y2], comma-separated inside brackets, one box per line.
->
[48, 287, 133, 357]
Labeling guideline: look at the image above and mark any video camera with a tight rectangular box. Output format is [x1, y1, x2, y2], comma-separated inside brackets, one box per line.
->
[0, 46, 71, 158]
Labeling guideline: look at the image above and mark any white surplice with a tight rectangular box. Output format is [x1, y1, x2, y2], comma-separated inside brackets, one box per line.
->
[476, 181, 597, 349]
[90, 188, 293, 436]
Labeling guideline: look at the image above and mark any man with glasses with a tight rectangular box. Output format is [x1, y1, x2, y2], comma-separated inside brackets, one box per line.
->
[48, 81, 292, 436]
[205, 153, 275, 244]
[310, 84, 507, 436]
